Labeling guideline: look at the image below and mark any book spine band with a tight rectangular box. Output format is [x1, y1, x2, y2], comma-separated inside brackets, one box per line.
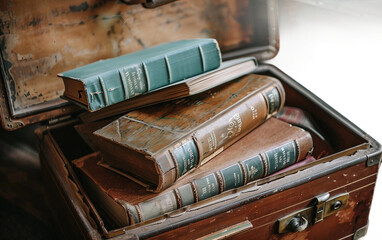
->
[86, 64, 148, 110]
[192, 173, 220, 202]
[264, 87, 281, 114]
[118, 69, 130, 100]
[219, 163, 244, 191]
[169, 138, 199, 178]
[98, 76, 110, 106]
[135, 138, 307, 224]
[168, 84, 283, 181]
[85, 40, 221, 111]
[261, 141, 298, 176]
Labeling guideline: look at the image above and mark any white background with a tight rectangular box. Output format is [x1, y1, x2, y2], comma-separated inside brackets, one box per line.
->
[268, 1, 382, 239]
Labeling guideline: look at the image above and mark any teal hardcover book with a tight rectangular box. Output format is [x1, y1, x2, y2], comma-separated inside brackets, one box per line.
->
[59, 39, 221, 111]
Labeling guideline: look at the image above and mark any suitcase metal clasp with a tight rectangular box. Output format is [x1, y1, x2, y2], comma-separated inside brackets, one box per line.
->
[277, 192, 349, 234]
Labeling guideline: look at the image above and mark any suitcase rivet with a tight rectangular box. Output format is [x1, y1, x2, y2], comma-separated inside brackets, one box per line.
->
[331, 200, 342, 210]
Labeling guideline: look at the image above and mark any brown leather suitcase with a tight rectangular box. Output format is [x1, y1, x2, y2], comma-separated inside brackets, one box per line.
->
[1, 0, 381, 239]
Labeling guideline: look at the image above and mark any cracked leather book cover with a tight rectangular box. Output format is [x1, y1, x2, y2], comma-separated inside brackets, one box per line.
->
[74, 117, 313, 226]
[93, 74, 285, 192]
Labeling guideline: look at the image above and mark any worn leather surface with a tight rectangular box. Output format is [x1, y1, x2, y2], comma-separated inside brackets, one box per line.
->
[73, 118, 312, 222]
[94, 74, 285, 191]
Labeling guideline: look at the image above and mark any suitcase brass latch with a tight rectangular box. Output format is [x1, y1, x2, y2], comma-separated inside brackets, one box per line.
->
[277, 192, 349, 234]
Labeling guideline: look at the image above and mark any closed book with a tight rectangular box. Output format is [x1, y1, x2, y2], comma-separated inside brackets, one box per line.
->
[59, 38, 222, 111]
[74, 118, 313, 227]
[93, 74, 286, 192]
[79, 57, 257, 123]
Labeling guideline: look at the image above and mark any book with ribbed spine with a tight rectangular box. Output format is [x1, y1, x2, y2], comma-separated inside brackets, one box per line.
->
[73, 118, 313, 227]
[79, 57, 258, 123]
[59, 39, 221, 111]
[93, 74, 285, 192]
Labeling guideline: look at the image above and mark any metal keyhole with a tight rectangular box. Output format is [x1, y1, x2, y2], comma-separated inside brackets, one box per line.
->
[331, 200, 342, 210]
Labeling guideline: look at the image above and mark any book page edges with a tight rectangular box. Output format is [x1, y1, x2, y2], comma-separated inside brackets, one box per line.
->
[188, 58, 257, 94]
[62, 77, 89, 108]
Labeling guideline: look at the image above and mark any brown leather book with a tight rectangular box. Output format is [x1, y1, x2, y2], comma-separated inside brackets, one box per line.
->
[74, 118, 313, 227]
[93, 74, 285, 192]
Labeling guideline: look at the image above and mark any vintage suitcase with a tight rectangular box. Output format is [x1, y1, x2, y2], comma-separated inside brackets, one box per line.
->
[1, 0, 381, 239]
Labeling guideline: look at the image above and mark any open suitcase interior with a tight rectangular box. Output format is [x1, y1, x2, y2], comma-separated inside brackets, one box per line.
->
[1, 0, 381, 239]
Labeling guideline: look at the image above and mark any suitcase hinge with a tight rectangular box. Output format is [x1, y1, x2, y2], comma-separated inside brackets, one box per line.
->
[277, 192, 349, 234]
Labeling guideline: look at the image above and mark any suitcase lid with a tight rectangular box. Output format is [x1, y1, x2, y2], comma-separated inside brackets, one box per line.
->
[0, 0, 278, 130]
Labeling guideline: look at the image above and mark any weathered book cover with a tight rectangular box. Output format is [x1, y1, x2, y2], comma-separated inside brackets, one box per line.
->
[79, 57, 257, 123]
[59, 38, 221, 111]
[74, 118, 313, 227]
[94, 74, 286, 192]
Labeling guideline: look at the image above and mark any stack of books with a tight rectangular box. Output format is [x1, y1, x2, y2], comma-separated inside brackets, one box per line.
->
[59, 39, 314, 227]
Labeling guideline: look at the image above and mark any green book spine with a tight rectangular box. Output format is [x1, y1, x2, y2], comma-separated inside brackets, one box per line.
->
[262, 141, 298, 176]
[241, 155, 264, 184]
[60, 39, 221, 111]
[132, 140, 300, 224]
[120, 203, 141, 225]
[264, 87, 281, 114]
[136, 193, 178, 222]
[169, 86, 283, 181]
[192, 173, 220, 202]
[176, 183, 195, 207]
[170, 138, 199, 178]
[219, 163, 244, 191]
